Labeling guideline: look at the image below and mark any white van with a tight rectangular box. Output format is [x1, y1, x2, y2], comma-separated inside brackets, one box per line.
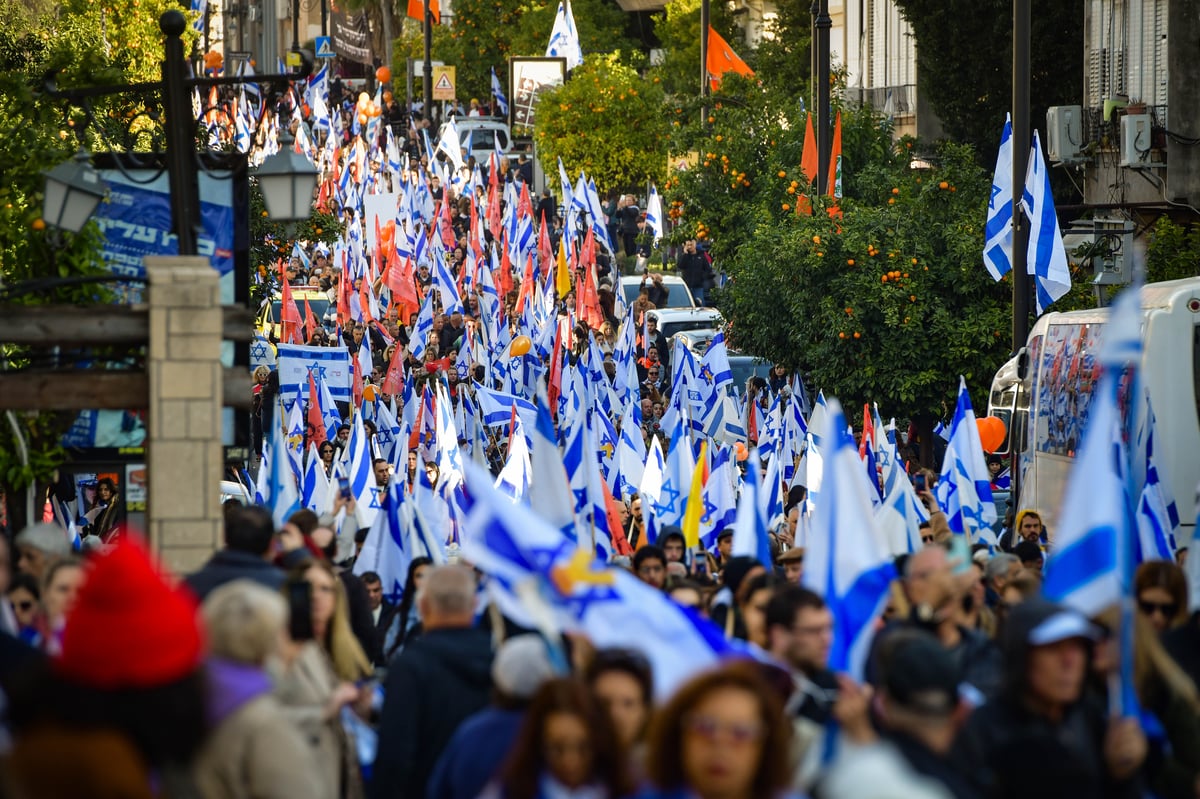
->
[989, 277, 1200, 538]
[440, 117, 513, 164]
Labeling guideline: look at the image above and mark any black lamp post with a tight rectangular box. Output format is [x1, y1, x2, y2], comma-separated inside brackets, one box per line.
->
[42, 10, 315, 252]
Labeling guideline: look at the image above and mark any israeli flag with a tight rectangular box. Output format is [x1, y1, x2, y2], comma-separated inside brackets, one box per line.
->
[302, 442, 331, 514]
[460, 460, 751, 701]
[495, 415, 532, 501]
[490, 67, 509, 117]
[731, 447, 772, 568]
[348, 413, 381, 530]
[983, 115, 1014, 281]
[655, 418, 693, 528]
[474, 384, 539, 429]
[935, 377, 997, 546]
[527, 392, 577, 537]
[546, 0, 584, 69]
[277, 344, 352, 401]
[264, 416, 301, 528]
[645, 184, 665, 245]
[638, 436, 666, 546]
[1021, 130, 1072, 313]
[408, 293, 436, 362]
[1133, 397, 1179, 561]
[802, 398, 896, 679]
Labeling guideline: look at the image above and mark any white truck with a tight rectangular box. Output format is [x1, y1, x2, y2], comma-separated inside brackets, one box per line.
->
[988, 277, 1200, 541]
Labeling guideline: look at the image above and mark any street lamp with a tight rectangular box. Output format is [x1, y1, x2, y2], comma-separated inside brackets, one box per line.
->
[41, 10, 314, 246]
[255, 128, 318, 222]
[41, 149, 108, 234]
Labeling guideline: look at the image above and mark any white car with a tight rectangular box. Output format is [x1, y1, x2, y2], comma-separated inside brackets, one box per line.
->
[647, 308, 724, 342]
[621, 274, 696, 309]
[439, 117, 512, 164]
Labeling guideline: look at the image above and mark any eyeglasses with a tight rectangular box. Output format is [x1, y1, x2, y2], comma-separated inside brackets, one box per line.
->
[683, 714, 765, 746]
[1138, 599, 1178, 618]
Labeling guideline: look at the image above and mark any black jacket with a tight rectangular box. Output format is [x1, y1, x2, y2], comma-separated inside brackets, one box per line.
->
[677, 250, 709, 291]
[370, 626, 494, 799]
[888, 730, 980, 799]
[954, 599, 1141, 799]
[869, 616, 1004, 702]
[183, 550, 286, 601]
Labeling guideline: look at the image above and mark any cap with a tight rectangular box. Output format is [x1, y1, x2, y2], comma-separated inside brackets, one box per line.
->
[1028, 608, 1099, 646]
[56, 537, 204, 690]
[716, 528, 734, 541]
[492, 635, 557, 700]
[777, 547, 804, 563]
[883, 633, 959, 716]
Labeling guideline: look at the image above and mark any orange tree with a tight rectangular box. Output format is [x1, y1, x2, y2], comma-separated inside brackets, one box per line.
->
[666, 80, 1011, 422]
[533, 54, 668, 196]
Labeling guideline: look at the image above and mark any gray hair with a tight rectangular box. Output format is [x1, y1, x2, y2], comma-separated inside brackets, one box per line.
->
[417, 564, 477, 617]
[202, 580, 288, 665]
[984, 553, 1020, 584]
[15, 522, 72, 558]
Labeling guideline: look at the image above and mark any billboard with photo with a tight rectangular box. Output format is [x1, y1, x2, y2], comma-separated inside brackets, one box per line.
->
[509, 57, 567, 134]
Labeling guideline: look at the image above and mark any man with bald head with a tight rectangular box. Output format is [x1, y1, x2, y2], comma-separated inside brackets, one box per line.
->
[371, 566, 494, 799]
[868, 543, 1004, 702]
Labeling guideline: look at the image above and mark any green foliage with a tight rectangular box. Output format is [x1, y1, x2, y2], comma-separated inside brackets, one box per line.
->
[666, 78, 1010, 416]
[534, 55, 668, 196]
[396, 0, 638, 103]
[720, 141, 1010, 416]
[1146, 217, 1200, 284]
[248, 180, 342, 303]
[892, 0, 1083, 167]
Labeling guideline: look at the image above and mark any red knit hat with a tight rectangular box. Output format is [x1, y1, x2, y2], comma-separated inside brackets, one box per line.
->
[56, 537, 205, 689]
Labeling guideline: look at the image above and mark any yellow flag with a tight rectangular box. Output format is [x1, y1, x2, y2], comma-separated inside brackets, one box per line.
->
[681, 440, 708, 549]
[555, 237, 571, 299]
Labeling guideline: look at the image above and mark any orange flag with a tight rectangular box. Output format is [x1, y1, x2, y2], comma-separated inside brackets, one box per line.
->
[706, 26, 754, 89]
[406, 0, 440, 23]
[303, 297, 318, 342]
[826, 111, 844, 219]
[795, 112, 818, 217]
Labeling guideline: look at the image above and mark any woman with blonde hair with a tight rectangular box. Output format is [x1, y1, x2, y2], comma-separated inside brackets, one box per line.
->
[193, 580, 323, 799]
[274, 559, 372, 799]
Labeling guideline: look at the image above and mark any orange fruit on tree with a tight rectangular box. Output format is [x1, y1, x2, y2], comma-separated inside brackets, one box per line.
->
[31, 218, 46, 230]
[847, 258, 855, 266]
[938, 180, 949, 189]
[778, 170, 787, 178]
[839, 332, 846, 339]
[853, 331, 861, 339]
[891, 187, 900, 195]
[881, 275, 888, 283]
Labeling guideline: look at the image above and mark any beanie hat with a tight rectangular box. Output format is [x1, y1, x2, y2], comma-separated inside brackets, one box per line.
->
[56, 538, 204, 690]
[492, 635, 557, 700]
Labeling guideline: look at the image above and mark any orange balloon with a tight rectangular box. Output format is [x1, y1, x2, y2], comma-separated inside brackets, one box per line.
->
[358, 92, 370, 107]
[734, 441, 748, 462]
[363, 384, 377, 402]
[376, 66, 392, 84]
[510, 335, 532, 357]
[357, 112, 368, 125]
[976, 416, 1006, 453]
[369, 103, 382, 118]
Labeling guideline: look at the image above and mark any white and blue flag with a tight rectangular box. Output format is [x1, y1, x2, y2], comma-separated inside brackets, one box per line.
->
[1022, 130, 1072, 313]
[545, 0, 584, 70]
[935, 377, 997, 546]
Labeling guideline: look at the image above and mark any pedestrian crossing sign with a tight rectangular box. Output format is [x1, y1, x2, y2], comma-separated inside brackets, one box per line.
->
[315, 36, 334, 58]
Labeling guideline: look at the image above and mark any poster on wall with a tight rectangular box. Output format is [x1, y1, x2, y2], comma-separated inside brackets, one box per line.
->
[331, 7, 373, 65]
[509, 57, 567, 133]
[125, 464, 147, 513]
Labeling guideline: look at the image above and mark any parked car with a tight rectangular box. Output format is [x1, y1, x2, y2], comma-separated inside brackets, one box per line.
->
[646, 308, 724, 343]
[439, 117, 512, 164]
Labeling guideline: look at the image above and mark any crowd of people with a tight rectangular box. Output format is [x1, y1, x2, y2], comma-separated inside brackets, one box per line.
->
[2, 470, 1200, 799]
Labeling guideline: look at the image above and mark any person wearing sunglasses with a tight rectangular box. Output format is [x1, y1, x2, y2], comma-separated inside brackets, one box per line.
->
[1134, 559, 1189, 633]
[7, 572, 41, 646]
[639, 662, 798, 799]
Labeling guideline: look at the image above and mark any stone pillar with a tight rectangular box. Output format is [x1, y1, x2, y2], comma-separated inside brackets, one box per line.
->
[145, 256, 224, 574]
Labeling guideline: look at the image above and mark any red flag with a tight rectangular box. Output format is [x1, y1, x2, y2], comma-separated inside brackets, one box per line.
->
[307, 372, 326, 443]
[859, 403, 874, 459]
[351, 352, 364, 408]
[604, 488, 634, 557]
[514, 253, 534, 316]
[537, 216, 553, 276]
[303, 297, 318, 342]
[387, 256, 420, 318]
[381, 338, 407, 396]
[336, 255, 350, 326]
[547, 319, 565, 417]
[496, 232, 514, 299]
[800, 112, 818, 187]
[279, 265, 303, 344]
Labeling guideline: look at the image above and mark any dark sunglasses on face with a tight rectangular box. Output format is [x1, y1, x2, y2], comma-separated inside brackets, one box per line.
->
[1138, 599, 1178, 617]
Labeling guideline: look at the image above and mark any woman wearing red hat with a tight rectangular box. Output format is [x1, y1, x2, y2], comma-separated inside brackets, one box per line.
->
[7, 538, 209, 799]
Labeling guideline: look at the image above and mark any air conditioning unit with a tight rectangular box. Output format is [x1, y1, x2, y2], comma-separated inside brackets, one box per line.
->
[1046, 105, 1083, 163]
[1120, 113, 1152, 167]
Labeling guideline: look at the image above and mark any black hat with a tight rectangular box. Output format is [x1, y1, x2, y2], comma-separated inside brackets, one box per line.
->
[882, 633, 959, 716]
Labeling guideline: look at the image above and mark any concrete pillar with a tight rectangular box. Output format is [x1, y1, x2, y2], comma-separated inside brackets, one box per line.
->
[145, 256, 224, 574]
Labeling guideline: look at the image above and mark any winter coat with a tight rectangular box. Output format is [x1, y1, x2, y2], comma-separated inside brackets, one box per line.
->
[370, 626, 494, 799]
[272, 642, 363, 799]
[425, 706, 525, 799]
[192, 658, 324, 799]
[184, 550, 286, 602]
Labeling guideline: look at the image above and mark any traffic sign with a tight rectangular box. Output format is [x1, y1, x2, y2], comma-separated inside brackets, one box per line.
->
[431, 65, 456, 100]
[315, 36, 334, 58]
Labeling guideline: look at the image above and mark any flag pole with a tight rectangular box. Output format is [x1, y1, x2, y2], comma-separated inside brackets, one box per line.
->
[422, 0, 433, 125]
[700, 0, 710, 125]
[1011, 0, 1032, 352]
[812, 0, 831, 192]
